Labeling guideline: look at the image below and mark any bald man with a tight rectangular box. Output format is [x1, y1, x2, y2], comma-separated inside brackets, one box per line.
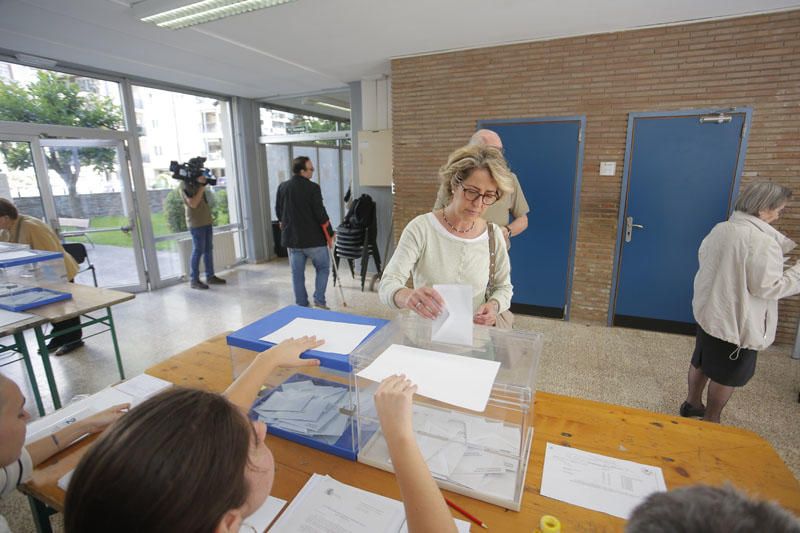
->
[433, 129, 530, 247]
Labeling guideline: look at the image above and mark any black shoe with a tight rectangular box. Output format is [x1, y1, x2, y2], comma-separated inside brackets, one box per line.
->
[679, 401, 705, 418]
[191, 280, 209, 290]
[313, 301, 329, 310]
[206, 275, 226, 285]
[55, 341, 84, 356]
[46, 339, 63, 352]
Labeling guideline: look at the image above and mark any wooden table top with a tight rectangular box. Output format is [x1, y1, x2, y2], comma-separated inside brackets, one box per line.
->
[22, 331, 800, 532]
[32, 283, 134, 321]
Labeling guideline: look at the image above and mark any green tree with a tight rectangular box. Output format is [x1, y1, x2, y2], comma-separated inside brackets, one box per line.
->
[0, 71, 122, 217]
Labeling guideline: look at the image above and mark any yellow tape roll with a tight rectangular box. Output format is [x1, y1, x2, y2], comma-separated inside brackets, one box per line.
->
[539, 515, 561, 533]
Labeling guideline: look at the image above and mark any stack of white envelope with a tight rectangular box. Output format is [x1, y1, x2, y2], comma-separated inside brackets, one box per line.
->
[362, 403, 522, 502]
[252, 379, 375, 445]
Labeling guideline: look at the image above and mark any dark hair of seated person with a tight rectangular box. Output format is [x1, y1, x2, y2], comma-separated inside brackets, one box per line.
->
[64, 387, 252, 533]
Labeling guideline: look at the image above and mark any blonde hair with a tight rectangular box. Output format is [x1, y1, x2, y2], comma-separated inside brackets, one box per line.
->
[439, 144, 513, 204]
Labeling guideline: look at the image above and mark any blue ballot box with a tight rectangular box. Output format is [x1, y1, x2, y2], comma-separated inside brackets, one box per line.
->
[227, 305, 388, 460]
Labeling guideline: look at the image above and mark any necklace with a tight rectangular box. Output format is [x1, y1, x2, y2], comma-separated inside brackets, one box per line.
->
[441, 209, 475, 234]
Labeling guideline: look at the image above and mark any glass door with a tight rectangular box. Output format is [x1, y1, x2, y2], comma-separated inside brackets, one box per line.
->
[38, 138, 147, 291]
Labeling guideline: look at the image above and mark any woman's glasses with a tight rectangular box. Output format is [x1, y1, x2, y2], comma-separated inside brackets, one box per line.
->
[460, 184, 500, 205]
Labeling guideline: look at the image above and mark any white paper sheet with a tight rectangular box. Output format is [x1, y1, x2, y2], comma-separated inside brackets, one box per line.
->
[0, 308, 34, 328]
[431, 284, 473, 346]
[356, 344, 501, 412]
[240, 496, 287, 533]
[25, 374, 173, 444]
[540, 443, 667, 519]
[269, 474, 469, 533]
[260, 318, 375, 355]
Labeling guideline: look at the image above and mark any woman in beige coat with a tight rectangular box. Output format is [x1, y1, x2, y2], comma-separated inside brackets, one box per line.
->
[683, 182, 800, 423]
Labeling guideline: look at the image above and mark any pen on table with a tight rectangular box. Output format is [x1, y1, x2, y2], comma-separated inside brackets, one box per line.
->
[444, 496, 488, 529]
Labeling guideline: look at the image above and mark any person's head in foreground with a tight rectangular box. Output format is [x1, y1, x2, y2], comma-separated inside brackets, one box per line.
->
[439, 144, 514, 222]
[64, 387, 272, 533]
[0, 373, 29, 469]
[626, 484, 800, 533]
[735, 181, 792, 225]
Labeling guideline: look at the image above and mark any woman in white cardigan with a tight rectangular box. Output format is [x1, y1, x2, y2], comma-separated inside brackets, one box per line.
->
[379, 144, 514, 327]
[683, 182, 800, 423]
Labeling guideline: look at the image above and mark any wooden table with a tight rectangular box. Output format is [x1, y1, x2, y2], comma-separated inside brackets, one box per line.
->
[21, 332, 800, 532]
[5, 283, 134, 415]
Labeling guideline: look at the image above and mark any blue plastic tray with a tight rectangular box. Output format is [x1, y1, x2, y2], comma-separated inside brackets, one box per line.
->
[0, 287, 72, 312]
[227, 305, 388, 373]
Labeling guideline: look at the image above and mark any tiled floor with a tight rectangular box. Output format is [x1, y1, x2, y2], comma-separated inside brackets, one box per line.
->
[2, 258, 799, 532]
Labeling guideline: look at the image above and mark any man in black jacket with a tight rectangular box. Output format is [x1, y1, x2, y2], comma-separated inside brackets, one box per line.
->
[275, 156, 332, 308]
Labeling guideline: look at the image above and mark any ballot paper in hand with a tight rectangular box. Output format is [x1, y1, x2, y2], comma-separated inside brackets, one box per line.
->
[540, 443, 667, 519]
[260, 317, 375, 355]
[431, 284, 473, 346]
[356, 344, 501, 412]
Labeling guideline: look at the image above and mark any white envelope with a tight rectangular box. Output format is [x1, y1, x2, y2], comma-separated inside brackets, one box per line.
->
[431, 284, 473, 346]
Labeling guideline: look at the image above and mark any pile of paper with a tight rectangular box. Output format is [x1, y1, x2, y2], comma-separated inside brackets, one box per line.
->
[270, 473, 470, 533]
[362, 403, 522, 502]
[252, 379, 367, 445]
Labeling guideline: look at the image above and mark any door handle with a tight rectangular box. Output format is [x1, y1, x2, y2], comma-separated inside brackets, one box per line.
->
[625, 216, 645, 243]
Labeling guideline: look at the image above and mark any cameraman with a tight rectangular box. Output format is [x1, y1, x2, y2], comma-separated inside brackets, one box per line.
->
[183, 174, 226, 289]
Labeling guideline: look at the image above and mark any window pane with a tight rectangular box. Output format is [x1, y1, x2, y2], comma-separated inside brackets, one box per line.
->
[0, 61, 123, 130]
[267, 145, 290, 220]
[319, 147, 341, 227]
[131, 85, 241, 280]
[0, 140, 45, 217]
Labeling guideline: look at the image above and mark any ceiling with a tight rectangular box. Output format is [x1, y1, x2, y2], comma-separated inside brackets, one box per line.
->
[1, 0, 799, 115]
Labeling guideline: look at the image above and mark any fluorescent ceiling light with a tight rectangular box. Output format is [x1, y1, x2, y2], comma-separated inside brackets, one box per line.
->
[139, 0, 297, 30]
[313, 101, 350, 113]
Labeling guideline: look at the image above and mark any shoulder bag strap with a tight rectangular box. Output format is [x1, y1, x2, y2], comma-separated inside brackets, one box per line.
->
[486, 222, 496, 301]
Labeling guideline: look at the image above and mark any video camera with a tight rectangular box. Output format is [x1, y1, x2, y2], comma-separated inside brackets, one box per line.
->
[170, 156, 217, 186]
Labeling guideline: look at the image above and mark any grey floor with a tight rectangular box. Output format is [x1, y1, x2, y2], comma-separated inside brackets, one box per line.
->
[2, 259, 799, 532]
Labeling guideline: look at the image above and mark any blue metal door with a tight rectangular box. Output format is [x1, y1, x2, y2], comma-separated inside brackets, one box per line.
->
[479, 118, 584, 319]
[611, 110, 751, 332]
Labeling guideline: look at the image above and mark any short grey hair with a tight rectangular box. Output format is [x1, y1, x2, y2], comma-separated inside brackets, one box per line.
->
[626, 485, 800, 533]
[468, 129, 502, 149]
[734, 182, 792, 216]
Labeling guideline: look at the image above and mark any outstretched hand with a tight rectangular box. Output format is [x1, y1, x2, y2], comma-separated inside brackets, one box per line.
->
[261, 336, 324, 368]
[82, 403, 130, 434]
[402, 287, 445, 320]
[374, 374, 418, 445]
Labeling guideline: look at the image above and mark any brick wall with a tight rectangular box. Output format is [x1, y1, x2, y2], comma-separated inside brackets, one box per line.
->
[391, 10, 800, 344]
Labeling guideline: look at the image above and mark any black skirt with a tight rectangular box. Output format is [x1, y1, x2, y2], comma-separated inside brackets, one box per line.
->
[691, 326, 758, 387]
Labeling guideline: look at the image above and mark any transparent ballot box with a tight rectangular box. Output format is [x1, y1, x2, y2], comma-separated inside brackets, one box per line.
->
[351, 313, 542, 511]
[227, 305, 388, 460]
[0, 248, 68, 286]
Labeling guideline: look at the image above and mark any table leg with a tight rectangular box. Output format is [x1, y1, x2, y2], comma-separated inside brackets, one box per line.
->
[15, 331, 45, 416]
[27, 495, 55, 533]
[106, 307, 125, 380]
[34, 326, 61, 409]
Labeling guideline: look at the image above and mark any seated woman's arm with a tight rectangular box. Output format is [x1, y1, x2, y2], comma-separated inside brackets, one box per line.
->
[224, 336, 323, 410]
[374, 376, 458, 533]
[26, 404, 129, 466]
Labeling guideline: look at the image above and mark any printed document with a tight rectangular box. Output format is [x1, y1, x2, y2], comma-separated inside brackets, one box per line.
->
[261, 317, 375, 355]
[356, 344, 501, 412]
[240, 496, 286, 532]
[269, 474, 469, 533]
[0, 308, 33, 328]
[431, 284, 473, 346]
[540, 443, 667, 519]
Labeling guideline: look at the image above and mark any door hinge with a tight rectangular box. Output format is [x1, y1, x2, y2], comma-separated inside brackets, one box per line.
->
[578, 128, 583, 143]
[741, 122, 747, 139]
